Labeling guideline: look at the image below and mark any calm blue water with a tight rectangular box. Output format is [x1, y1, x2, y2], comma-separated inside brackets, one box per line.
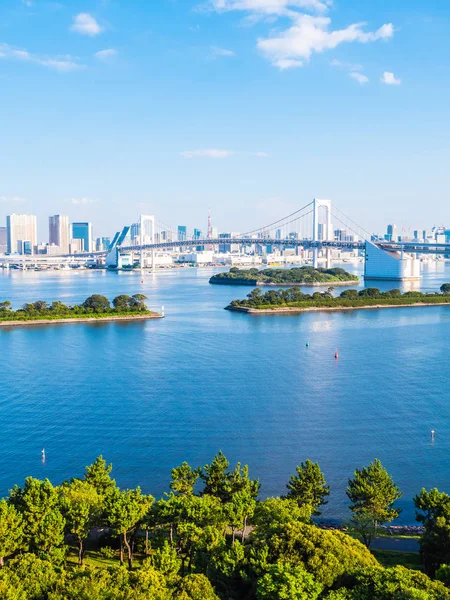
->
[1, 262, 450, 523]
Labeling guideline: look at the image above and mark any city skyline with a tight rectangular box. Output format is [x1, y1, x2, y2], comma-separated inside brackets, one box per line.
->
[1, 0, 450, 235]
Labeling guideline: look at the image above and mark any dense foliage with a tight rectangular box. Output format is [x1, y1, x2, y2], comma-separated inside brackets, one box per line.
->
[0, 294, 152, 321]
[229, 286, 450, 310]
[0, 454, 449, 599]
[210, 266, 359, 285]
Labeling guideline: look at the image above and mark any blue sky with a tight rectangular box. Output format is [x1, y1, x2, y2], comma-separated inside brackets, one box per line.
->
[0, 0, 449, 239]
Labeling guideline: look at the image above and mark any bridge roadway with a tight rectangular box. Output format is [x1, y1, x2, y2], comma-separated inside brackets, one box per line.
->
[1, 239, 450, 263]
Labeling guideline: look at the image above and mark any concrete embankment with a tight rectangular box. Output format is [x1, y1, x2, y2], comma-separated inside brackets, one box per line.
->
[226, 302, 450, 315]
[0, 314, 164, 328]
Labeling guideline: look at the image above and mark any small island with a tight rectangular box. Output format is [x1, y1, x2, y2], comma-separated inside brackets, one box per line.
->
[210, 266, 359, 287]
[0, 294, 164, 327]
[227, 284, 450, 314]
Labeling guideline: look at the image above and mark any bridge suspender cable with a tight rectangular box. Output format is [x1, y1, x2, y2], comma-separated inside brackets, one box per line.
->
[241, 201, 314, 237]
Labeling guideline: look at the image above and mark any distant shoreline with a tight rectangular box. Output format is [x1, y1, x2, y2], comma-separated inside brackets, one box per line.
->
[0, 313, 163, 328]
[212, 280, 358, 287]
[226, 302, 450, 315]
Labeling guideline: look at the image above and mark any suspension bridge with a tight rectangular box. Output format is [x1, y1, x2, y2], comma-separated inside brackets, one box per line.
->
[1, 199, 450, 280]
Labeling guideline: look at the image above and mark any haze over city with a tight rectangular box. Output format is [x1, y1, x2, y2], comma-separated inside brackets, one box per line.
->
[1, 0, 449, 237]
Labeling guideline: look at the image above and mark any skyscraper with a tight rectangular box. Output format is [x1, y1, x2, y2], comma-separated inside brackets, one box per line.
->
[49, 215, 70, 254]
[0, 227, 6, 254]
[6, 214, 37, 254]
[178, 226, 187, 241]
[386, 224, 397, 242]
[71, 222, 93, 253]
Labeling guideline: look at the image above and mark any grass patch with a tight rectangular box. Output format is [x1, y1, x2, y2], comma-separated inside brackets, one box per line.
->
[372, 550, 424, 571]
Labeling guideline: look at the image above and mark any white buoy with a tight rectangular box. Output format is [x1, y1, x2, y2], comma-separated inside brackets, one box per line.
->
[41, 448, 46, 462]
[431, 430, 435, 442]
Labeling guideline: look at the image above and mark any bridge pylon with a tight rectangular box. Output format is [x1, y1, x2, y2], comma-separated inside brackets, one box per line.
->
[312, 199, 332, 269]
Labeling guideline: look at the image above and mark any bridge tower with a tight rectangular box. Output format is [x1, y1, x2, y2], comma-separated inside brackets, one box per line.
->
[312, 199, 332, 269]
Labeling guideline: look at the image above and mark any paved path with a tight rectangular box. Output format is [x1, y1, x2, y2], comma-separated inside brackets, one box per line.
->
[371, 537, 420, 553]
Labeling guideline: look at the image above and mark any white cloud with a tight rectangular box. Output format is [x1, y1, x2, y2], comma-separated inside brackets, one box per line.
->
[71, 13, 104, 37]
[381, 71, 401, 85]
[21, 0, 33, 6]
[181, 149, 234, 159]
[349, 71, 368, 84]
[207, 0, 332, 16]
[251, 151, 270, 157]
[70, 197, 96, 205]
[210, 46, 235, 57]
[207, 0, 394, 70]
[0, 196, 25, 203]
[0, 43, 84, 72]
[94, 49, 117, 62]
[258, 16, 394, 69]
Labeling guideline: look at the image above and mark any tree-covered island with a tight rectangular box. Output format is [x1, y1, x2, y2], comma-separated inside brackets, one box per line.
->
[227, 284, 450, 313]
[0, 453, 450, 598]
[210, 266, 359, 286]
[0, 294, 163, 325]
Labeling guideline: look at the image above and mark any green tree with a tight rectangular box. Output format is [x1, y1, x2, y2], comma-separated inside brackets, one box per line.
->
[253, 497, 314, 530]
[286, 460, 330, 516]
[8, 477, 65, 554]
[414, 487, 450, 574]
[112, 295, 132, 311]
[177, 573, 220, 600]
[0, 301, 12, 312]
[129, 294, 148, 311]
[346, 459, 402, 530]
[201, 451, 231, 501]
[440, 283, 450, 294]
[170, 462, 200, 496]
[33, 300, 49, 312]
[256, 561, 323, 600]
[0, 500, 23, 566]
[105, 487, 153, 569]
[84, 455, 116, 496]
[8, 554, 58, 600]
[50, 301, 69, 313]
[82, 294, 111, 313]
[60, 479, 101, 565]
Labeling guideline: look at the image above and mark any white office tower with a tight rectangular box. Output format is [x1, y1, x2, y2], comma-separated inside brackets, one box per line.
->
[364, 242, 421, 281]
[6, 214, 37, 254]
[49, 215, 70, 254]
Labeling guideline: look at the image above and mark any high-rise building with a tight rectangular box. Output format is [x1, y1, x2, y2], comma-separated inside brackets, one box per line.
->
[49, 215, 70, 254]
[386, 224, 397, 242]
[178, 226, 187, 241]
[71, 222, 93, 253]
[6, 214, 37, 254]
[0, 227, 7, 254]
[96, 237, 111, 252]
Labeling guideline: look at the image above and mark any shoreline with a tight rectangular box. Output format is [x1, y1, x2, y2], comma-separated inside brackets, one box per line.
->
[0, 313, 164, 328]
[226, 301, 450, 314]
[211, 279, 359, 287]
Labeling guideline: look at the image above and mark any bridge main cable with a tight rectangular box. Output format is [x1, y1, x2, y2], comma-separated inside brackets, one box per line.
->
[240, 201, 314, 237]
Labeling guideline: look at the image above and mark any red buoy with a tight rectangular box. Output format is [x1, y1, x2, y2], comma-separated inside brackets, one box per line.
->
[335, 350, 339, 359]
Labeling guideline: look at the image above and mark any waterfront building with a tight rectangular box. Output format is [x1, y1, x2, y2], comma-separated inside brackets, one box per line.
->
[71, 222, 93, 253]
[0, 226, 6, 254]
[49, 215, 70, 254]
[178, 226, 187, 241]
[6, 213, 37, 254]
[96, 237, 111, 252]
[69, 239, 83, 254]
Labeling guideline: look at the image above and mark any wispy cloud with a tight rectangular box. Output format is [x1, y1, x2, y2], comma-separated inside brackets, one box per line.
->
[71, 13, 104, 37]
[94, 49, 117, 62]
[0, 43, 84, 72]
[250, 151, 270, 157]
[205, 0, 332, 16]
[20, 0, 33, 6]
[205, 0, 393, 70]
[349, 71, 369, 84]
[70, 197, 97, 205]
[0, 195, 25, 203]
[210, 46, 235, 57]
[381, 71, 401, 85]
[181, 149, 270, 158]
[181, 149, 233, 159]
